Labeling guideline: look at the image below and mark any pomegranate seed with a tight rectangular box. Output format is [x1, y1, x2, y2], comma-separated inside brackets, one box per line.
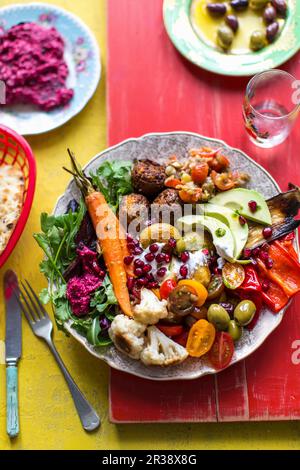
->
[143, 264, 152, 273]
[127, 242, 136, 252]
[134, 259, 144, 268]
[252, 247, 260, 257]
[263, 227, 273, 239]
[265, 258, 273, 269]
[239, 215, 247, 226]
[156, 253, 166, 264]
[126, 234, 134, 242]
[147, 281, 159, 289]
[145, 252, 155, 262]
[157, 267, 167, 277]
[259, 251, 269, 261]
[131, 286, 141, 300]
[179, 265, 188, 278]
[181, 251, 190, 263]
[134, 267, 143, 277]
[261, 280, 270, 291]
[164, 253, 171, 263]
[248, 200, 257, 212]
[168, 237, 177, 249]
[243, 248, 252, 259]
[124, 255, 134, 265]
[136, 277, 148, 287]
[149, 243, 159, 253]
[214, 267, 222, 274]
[202, 248, 209, 256]
[127, 277, 134, 290]
[251, 257, 258, 266]
[133, 246, 143, 255]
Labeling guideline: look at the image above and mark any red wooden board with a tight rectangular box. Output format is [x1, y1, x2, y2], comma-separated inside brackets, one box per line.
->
[107, 0, 300, 422]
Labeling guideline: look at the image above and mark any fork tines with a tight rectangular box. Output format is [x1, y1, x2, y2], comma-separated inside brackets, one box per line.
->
[16, 280, 49, 324]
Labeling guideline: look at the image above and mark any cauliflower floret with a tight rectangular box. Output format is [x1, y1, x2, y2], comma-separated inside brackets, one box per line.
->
[140, 326, 188, 366]
[109, 314, 147, 360]
[133, 288, 168, 325]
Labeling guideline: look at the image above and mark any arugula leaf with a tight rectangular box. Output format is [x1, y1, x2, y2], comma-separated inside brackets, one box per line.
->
[90, 160, 132, 211]
[34, 199, 86, 284]
[90, 275, 117, 314]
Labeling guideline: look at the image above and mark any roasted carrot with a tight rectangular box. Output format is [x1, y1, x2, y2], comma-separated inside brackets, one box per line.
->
[118, 221, 135, 277]
[64, 150, 133, 317]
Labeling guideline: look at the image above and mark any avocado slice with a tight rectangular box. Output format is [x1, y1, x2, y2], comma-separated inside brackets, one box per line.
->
[204, 203, 248, 259]
[178, 214, 235, 261]
[209, 188, 272, 225]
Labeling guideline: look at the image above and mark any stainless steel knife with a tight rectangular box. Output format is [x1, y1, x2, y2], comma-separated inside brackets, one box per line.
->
[4, 270, 22, 438]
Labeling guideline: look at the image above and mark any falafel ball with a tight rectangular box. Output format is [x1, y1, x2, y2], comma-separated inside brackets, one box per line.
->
[131, 159, 166, 198]
[119, 193, 150, 233]
[152, 188, 182, 225]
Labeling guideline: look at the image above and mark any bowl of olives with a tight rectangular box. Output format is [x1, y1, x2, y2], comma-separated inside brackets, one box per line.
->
[163, 0, 300, 76]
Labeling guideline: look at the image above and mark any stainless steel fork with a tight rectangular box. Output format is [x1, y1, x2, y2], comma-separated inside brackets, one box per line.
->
[17, 280, 100, 432]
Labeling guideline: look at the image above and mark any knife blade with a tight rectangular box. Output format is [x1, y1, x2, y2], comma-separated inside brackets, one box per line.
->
[4, 270, 21, 438]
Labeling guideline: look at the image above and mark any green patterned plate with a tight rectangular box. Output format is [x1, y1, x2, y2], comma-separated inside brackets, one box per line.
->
[163, 0, 300, 76]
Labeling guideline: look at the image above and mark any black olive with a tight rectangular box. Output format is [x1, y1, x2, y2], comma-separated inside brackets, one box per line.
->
[67, 199, 79, 213]
[219, 302, 234, 317]
[206, 2, 227, 16]
[230, 0, 249, 11]
[168, 285, 198, 316]
[266, 21, 279, 43]
[263, 4, 277, 24]
[271, 0, 287, 17]
[225, 15, 239, 33]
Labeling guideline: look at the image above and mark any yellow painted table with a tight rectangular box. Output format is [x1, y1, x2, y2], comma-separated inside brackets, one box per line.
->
[0, 0, 300, 451]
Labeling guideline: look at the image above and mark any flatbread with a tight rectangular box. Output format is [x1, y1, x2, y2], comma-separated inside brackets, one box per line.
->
[0, 164, 25, 255]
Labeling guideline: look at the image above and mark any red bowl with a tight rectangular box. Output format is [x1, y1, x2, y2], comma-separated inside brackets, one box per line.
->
[0, 125, 36, 268]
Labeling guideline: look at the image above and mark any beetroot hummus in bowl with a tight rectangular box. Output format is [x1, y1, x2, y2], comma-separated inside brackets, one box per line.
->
[0, 22, 74, 111]
[0, 3, 101, 135]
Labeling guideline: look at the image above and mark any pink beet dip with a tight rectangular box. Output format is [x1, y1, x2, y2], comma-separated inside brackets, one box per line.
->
[0, 22, 74, 110]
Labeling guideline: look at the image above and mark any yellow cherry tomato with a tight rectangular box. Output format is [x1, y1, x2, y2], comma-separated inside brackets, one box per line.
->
[178, 279, 208, 307]
[186, 319, 216, 357]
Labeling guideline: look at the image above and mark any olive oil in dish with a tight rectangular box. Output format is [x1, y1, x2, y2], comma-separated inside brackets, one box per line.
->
[190, 0, 285, 54]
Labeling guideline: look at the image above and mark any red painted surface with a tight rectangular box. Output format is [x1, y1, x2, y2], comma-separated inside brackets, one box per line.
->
[107, 0, 300, 422]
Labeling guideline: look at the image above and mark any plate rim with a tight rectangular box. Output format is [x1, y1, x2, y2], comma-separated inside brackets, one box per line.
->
[0, 2, 101, 135]
[52, 131, 298, 381]
[163, 0, 300, 77]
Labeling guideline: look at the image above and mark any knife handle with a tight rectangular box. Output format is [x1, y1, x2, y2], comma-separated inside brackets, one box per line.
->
[6, 365, 19, 438]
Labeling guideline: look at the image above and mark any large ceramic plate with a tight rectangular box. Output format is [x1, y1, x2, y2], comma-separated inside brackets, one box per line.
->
[0, 3, 101, 135]
[54, 131, 297, 380]
[163, 0, 300, 76]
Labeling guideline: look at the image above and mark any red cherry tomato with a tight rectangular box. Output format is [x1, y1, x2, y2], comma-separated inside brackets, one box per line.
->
[209, 153, 230, 172]
[208, 332, 234, 370]
[191, 162, 209, 185]
[173, 330, 189, 347]
[211, 170, 235, 191]
[159, 278, 177, 300]
[157, 324, 184, 337]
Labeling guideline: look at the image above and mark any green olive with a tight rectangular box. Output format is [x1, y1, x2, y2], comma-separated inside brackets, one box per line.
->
[176, 231, 204, 253]
[217, 25, 234, 50]
[207, 304, 231, 331]
[249, 0, 269, 10]
[250, 30, 266, 51]
[227, 320, 242, 341]
[234, 300, 256, 326]
[193, 266, 211, 287]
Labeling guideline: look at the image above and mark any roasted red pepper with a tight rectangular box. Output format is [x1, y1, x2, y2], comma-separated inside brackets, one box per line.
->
[257, 259, 289, 313]
[236, 266, 262, 330]
[263, 241, 300, 297]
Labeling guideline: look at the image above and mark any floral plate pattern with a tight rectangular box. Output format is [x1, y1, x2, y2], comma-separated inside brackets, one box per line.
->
[163, 0, 300, 77]
[0, 3, 101, 135]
